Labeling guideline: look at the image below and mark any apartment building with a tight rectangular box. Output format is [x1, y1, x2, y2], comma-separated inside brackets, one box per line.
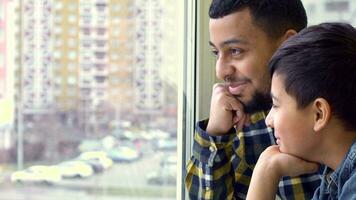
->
[15, 0, 181, 136]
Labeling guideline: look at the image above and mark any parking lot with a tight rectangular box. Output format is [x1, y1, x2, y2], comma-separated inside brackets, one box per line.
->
[0, 151, 176, 200]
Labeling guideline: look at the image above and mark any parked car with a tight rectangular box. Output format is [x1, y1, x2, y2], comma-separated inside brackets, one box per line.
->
[146, 154, 177, 185]
[78, 151, 113, 169]
[106, 146, 139, 162]
[53, 161, 93, 178]
[78, 159, 104, 173]
[154, 138, 177, 152]
[11, 165, 62, 185]
[78, 139, 102, 152]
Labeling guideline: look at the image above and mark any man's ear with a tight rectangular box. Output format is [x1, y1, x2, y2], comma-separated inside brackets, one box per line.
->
[313, 98, 331, 132]
[276, 29, 298, 47]
[283, 29, 298, 41]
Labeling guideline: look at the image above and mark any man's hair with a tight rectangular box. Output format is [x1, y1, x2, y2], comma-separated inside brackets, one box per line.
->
[269, 23, 356, 131]
[209, 0, 307, 39]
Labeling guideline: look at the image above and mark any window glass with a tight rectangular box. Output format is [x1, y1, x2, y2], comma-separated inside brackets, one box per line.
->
[0, 29, 3, 41]
[1, 0, 184, 199]
[0, 2, 3, 20]
[302, 0, 356, 26]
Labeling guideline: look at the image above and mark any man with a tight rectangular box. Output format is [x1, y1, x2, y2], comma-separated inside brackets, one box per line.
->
[247, 22, 356, 200]
[185, 0, 321, 199]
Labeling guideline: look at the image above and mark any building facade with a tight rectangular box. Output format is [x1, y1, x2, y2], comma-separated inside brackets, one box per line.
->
[15, 0, 181, 138]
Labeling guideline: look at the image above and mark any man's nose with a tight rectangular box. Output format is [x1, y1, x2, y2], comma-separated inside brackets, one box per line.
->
[216, 56, 235, 80]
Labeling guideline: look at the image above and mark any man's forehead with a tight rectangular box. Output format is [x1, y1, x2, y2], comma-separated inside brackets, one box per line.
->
[209, 9, 263, 47]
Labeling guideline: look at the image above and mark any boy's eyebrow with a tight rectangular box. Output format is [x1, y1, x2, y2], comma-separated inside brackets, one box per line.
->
[270, 93, 279, 102]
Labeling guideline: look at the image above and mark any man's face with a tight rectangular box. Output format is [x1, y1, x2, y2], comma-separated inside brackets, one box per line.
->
[209, 8, 281, 113]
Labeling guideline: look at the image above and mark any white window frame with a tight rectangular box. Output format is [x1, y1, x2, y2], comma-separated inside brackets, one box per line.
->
[179, 0, 216, 199]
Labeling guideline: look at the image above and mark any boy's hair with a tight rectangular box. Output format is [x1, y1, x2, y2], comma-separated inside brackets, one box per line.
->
[269, 23, 356, 131]
[209, 0, 307, 39]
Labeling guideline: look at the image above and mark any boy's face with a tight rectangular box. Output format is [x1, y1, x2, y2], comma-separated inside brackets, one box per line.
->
[266, 74, 318, 158]
[209, 8, 281, 112]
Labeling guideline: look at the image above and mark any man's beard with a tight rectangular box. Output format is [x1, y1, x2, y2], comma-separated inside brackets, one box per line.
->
[240, 91, 272, 114]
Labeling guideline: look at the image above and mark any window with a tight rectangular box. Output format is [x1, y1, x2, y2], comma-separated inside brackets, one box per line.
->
[55, 39, 63, 47]
[53, 51, 62, 59]
[0, 2, 3, 20]
[68, 15, 78, 24]
[54, 27, 62, 34]
[67, 63, 77, 71]
[0, 29, 3, 41]
[325, 1, 349, 12]
[68, 38, 77, 47]
[67, 76, 77, 85]
[68, 51, 77, 60]
[68, 3, 78, 12]
[68, 27, 77, 36]
[302, 0, 356, 26]
[3, 0, 189, 200]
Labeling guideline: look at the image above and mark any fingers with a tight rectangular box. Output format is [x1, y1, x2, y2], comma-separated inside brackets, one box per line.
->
[210, 83, 248, 133]
[235, 112, 245, 131]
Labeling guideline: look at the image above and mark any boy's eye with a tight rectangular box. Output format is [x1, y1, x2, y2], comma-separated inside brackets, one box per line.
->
[272, 104, 278, 109]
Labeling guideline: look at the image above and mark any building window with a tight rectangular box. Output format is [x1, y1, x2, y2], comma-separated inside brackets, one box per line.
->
[3, 0, 186, 199]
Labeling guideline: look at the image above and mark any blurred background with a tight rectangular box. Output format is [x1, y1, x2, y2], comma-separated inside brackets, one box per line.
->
[0, 0, 183, 199]
[0, 0, 355, 199]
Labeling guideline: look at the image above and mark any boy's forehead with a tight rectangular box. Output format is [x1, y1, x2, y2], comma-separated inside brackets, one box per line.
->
[271, 74, 286, 97]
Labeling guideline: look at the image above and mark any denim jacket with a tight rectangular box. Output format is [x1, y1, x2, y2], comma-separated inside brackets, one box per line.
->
[313, 141, 356, 200]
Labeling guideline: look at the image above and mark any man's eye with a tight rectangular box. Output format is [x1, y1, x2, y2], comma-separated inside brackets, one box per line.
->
[230, 48, 242, 56]
[272, 104, 278, 109]
[210, 50, 219, 58]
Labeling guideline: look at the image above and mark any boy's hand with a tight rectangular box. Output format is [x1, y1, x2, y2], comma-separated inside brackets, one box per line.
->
[206, 83, 249, 135]
[257, 146, 319, 178]
[247, 146, 319, 200]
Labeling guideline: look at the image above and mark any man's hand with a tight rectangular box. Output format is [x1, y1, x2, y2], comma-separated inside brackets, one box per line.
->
[206, 83, 249, 136]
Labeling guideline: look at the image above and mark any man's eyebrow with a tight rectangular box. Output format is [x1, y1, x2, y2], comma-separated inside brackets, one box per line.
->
[209, 39, 247, 48]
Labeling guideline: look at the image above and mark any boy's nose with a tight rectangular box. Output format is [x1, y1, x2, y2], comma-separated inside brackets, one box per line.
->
[265, 111, 274, 128]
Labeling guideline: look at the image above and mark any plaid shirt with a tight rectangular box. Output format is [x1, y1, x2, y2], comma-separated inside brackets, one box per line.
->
[186, 111, 321, 200]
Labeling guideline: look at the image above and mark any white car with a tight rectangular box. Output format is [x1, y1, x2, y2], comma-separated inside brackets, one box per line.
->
[11, 165, 62, 184]
[53, 161, 94, 178]
[78, 151, 113, 169]
[106, 146, 140, 162]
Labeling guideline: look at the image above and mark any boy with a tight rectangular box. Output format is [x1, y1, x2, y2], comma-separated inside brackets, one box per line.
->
[246, 23, 356, 199]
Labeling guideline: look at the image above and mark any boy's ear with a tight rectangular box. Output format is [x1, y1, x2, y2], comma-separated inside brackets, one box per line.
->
[313, 98, 331, 132]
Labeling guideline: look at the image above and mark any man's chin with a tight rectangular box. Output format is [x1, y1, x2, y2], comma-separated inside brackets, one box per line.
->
[238, 92, 272, 114]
